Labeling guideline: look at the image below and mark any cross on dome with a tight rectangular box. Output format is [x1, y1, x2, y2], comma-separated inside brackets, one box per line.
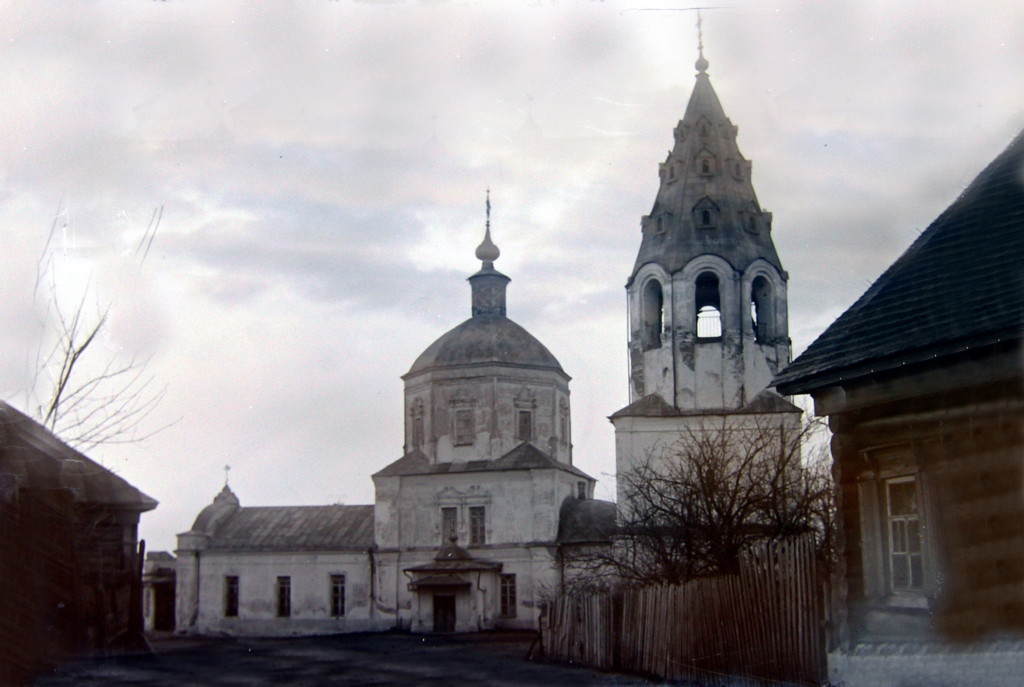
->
[475, 187, 500, 266]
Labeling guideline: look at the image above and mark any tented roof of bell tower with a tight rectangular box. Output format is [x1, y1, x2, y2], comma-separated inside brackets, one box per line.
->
[628, 49, 785, 285]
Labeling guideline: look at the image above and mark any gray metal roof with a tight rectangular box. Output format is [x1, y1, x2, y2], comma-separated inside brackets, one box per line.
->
[557, 497, 617, 544]
[206, 504, 374, 552]
[404, 314, 567, 379]
[373, 442, 594, 480]
[774, 129, 1024, 395]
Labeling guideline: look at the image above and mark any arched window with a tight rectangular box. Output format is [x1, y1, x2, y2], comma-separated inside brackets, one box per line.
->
[701, 159, 711, 175]
[693, 197, 718, 230]
[642, 279, 664, 349]
[695, 272, 722, 340]
[751, 276, 773, 343]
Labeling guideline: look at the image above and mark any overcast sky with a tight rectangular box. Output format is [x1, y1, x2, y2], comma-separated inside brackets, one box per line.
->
[1, 0, 1021, 553]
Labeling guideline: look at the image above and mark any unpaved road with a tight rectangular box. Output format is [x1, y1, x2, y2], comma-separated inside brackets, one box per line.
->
[33, 631, 656, 686]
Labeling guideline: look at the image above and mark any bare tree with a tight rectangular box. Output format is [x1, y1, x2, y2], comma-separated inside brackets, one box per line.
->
[27, 206, 172, 451]
[588, 416, 834, 587]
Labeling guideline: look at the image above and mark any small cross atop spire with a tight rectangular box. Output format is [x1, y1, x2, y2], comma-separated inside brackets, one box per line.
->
[695, 9, 709, 74]
[223, 464, 231, 487]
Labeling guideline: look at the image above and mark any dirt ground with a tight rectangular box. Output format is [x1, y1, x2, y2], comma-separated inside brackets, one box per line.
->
[32, 631, 658, 686]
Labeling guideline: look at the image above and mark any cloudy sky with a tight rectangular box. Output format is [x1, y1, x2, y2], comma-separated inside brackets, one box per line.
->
[1, 0, 1020, 553]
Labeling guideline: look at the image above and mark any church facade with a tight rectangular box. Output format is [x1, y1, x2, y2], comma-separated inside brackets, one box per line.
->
[174, 216, 612, 636]
[610, 46, 801, 504]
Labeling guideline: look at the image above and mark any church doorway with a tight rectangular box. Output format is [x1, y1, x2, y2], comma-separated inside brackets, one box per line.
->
[433, 594, 456, 633]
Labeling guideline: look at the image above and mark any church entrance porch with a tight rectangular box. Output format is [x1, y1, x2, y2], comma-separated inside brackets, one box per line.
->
[405, 538, 502, 634]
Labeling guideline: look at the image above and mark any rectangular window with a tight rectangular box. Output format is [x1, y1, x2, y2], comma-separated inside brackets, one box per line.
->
[516, 410, 532, 442]
[441, 506, 458, 543]
[276, 576, 291, 617]
[500, 574, 517, 618]
[453, 408, 474, 446]
[469, 506, 486, 546]
[224, 576, 239, 617]
[330, 574, 346, 617]
[412, 414, 424, 449]
[887, 478, 924, 591]
[577, 481, 586, 500]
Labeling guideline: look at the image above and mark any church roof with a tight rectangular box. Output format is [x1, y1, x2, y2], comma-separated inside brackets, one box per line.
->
[610, 390, 801, 419]
[202, 503, 374, 552]
[0, 401, 157, 511]
[373, 442, 593, 480]
[405, 201, 567, 380]
[557, 497, 617, 544]
[774, 129, 1024, 395]
[405, 313, 566, 378]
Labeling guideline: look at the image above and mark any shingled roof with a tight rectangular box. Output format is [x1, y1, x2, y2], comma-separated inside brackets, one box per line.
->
[774, 129, 1024, 395]
[206, 504, 374, 552]
[0, 401, 157, 511]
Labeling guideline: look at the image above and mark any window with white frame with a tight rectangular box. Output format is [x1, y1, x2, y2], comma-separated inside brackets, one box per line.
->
[886, 477, 924, 591]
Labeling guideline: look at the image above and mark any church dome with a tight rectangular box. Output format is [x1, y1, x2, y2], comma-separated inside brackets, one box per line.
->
[405, 313, 565, 378]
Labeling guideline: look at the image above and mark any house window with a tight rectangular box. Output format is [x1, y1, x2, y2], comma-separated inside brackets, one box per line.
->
[276, 576, 291, 617]
[441, 506, 458, 542]
[224, 576, 239, 617]
[516, 410, 533, 442]
[887, 477, 924, 591]
[469, 506, 486, 546]
[453, 408, 474, 446]
[500, 574, 517, 618]
[330, 574, 346, 617]
[577, 481, 586, 499]
[559, 409, 568, 446]
[695, 272, 722, 340]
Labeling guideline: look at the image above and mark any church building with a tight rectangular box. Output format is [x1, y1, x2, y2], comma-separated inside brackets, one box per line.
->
[174, 208, 613, 636]
[610, 45, 801, 501]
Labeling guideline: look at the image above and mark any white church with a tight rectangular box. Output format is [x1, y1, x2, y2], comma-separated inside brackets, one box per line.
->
[163, 45, 794, 637]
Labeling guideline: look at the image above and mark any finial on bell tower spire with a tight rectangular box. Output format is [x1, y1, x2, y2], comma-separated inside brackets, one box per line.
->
[695, 9, 709, 74]
[475, 187, 501, 266]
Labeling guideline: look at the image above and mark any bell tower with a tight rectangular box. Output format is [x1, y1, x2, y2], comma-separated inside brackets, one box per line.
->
[612, 42, 801, 493]
[625, 45, 791, 411]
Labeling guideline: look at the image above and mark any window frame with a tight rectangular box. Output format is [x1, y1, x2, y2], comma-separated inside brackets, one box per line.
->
[500, 573, 517, 618]
[885, 476, 925, 593]
[276, 576, 291, 618]
[224, 575, 239, 618]
[330, 574, 346, 617]
[453, 407, 475, 446]
[469, 506, 486, 547]
[441, 506, 458, 543]
[516, 410, 533, 442]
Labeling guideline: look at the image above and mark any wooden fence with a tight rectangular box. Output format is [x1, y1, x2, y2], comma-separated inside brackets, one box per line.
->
[541, 536, 826, 685]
